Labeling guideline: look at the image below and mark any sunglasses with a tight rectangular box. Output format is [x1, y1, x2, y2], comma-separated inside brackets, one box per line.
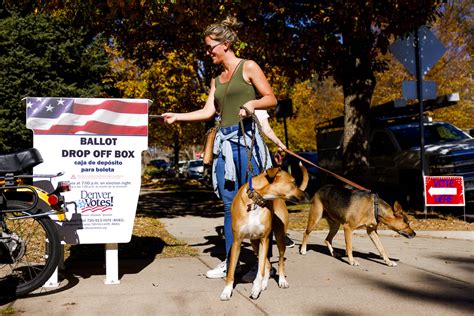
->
[205, 41, 226, 54]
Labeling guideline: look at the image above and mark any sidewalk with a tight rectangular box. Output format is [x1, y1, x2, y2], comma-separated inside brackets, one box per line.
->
[5, 209, 474, 315]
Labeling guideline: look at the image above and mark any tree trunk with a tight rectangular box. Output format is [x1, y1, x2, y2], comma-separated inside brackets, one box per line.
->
[341, 57, 375, 186]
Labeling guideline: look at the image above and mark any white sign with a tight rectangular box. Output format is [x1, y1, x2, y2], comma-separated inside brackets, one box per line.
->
[424, 176, 465, 206]
[26, 97, 150, 244]
[390, 25, 446, 77]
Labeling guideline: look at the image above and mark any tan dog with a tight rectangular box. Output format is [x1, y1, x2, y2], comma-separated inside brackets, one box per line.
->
[300, 184, 415, 267]
[220, 165, 309, 301]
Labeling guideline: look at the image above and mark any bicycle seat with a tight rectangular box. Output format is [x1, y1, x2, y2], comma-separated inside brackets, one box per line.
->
[0, 148, 43, 176]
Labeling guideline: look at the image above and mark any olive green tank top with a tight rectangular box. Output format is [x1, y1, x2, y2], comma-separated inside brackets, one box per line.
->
[214, 60, 256, 127]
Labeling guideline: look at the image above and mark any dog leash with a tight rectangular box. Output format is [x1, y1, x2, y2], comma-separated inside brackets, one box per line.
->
[283, 148, 381, 222]
[239, 105, 269, 193]
[281, 148, 370, 192]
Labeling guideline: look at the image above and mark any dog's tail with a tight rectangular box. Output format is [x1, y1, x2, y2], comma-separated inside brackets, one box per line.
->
[299, 162, 309, 191]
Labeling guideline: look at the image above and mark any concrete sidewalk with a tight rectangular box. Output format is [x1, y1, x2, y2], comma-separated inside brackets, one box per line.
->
[5, 213, 474, 315]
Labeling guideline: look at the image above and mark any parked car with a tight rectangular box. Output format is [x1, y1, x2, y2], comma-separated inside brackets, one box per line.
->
[186, 159, 204, 179]
[281, 151, 321, 197]
[175, 160, 187, 178]
[150, 159, 169, 169]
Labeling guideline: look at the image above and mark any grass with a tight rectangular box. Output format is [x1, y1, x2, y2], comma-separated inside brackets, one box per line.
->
[129, 215, 199, 258]
[0, 306, 16, 315]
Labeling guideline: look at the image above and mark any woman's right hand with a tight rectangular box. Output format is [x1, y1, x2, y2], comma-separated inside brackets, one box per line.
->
[162, 113, 177, 124]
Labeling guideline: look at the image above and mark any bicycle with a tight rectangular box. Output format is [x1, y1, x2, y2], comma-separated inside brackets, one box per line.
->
[0, 148, 71, 296]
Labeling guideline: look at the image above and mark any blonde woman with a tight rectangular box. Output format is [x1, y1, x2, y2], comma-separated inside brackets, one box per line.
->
[163, 17, 277, 278]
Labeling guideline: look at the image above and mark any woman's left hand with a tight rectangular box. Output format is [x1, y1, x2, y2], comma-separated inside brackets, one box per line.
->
[239, 102, 255, 117]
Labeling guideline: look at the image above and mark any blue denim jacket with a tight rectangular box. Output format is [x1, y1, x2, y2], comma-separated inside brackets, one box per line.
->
[211, 121, 272, 198]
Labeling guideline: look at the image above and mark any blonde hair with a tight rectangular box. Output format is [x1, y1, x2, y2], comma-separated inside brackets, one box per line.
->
[204, 16, 241, 44]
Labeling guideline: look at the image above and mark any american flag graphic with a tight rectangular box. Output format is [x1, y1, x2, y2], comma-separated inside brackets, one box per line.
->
[77, 199, 113, 213]
[26, 97, 149, 135]
[81, 206, 113, 213]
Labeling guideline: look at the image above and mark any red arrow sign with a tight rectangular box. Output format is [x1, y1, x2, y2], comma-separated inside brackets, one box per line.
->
[424, 176, 465, 206]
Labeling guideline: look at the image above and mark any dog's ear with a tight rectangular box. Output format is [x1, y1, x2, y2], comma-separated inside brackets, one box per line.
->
[265, 167, 280, 182]
[393, 201, 410, 221]
[393, 201, 403, 214]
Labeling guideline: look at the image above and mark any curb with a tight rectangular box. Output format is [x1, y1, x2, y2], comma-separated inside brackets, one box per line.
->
[287, 229, 474, 241]
[354, 229, 474, 240]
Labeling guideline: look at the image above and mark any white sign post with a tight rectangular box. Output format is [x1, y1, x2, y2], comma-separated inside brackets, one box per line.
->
[390, 25, 446, 216]
[25, 97, 150, 285]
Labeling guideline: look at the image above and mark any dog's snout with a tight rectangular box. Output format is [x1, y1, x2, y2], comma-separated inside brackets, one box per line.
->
[304, 192, 311, 201]
[399, 230, 416, 239]
[288, 191, 310, 204]
[299, 192, 311, 204]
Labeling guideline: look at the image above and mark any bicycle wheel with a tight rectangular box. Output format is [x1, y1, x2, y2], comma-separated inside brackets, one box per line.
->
[0, 201, 61, 296]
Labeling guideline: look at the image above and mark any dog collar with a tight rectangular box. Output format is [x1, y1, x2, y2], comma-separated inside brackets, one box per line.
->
[246, 188, 268, 209]
[373, 193, 379, 223]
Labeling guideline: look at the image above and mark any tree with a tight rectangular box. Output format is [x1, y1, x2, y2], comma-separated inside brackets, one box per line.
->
[6, 1, 444, 178]
[106, 45, 207, 163]
[267, 78, 344, 152]
[425, 0, 473, 128]
[0, 12, 110, 152]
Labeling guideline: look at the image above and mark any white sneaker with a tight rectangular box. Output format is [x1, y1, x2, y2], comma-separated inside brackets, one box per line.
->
[206, 260, 242, 279]
[206, 260, 227, 279]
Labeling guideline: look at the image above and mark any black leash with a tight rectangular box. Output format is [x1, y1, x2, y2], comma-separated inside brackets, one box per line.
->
[239, 106, 269, 193]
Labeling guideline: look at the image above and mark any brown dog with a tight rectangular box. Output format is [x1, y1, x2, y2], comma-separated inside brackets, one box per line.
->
[300, 184, 415, 267]
[220, 165, 309, 301]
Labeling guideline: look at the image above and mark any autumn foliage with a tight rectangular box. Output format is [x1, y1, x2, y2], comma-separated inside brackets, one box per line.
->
[0, 1, 471, 164]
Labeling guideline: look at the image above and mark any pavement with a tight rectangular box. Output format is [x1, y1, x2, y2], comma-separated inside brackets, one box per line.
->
[3, 190, 474, 315]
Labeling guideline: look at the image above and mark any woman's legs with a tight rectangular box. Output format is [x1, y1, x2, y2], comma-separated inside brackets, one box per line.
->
[208, 127, 271, 279]
[215, 142, 261, 257]
[218, 143, 273, 259]
[215, 153, 237, 257]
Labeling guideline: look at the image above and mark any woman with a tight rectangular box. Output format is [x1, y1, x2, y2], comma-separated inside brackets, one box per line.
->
[162, 16, 277, 278]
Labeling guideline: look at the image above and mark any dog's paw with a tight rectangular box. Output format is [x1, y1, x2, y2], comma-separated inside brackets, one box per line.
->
[299, 247, 307, 255]
[349, 259, 360, 266]
[386, 260, 397, 267]
[278, 276, 289, 289]
[220, 285, 233, 301]
[250, 284, 262, 300]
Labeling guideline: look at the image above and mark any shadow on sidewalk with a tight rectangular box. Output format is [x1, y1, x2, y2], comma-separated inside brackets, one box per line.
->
[64, 235, 166, 277]
[189, 225, 257, 264]
[0, 235, 167, 305]
[351, 268, 474, 314]
[138, 190, 223, 219]
[301, 243, 401, 266]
